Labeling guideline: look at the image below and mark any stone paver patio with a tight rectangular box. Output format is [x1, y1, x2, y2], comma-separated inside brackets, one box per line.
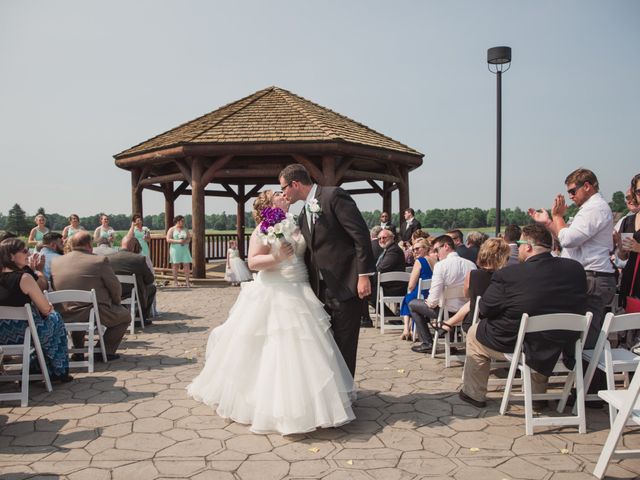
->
[1, 286, 639, 479]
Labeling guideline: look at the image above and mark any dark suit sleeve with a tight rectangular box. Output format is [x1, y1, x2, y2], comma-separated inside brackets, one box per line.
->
[378, 246, 405, 274]
[101, 257, 123, 305]
[478, 270, 506, 319]
[331, 188, 376, 275]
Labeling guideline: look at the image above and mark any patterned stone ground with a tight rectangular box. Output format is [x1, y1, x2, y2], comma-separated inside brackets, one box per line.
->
[1, 286, 639, 480]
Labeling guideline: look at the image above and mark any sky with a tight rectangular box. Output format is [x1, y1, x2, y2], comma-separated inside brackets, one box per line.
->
[1, 0, 638, 219]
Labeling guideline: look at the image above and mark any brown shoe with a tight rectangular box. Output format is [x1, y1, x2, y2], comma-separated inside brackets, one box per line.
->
[459, 390, 487, 408]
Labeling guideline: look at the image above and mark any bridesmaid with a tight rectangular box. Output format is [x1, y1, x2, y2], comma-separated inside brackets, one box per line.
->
[166, 216, 192, 287]
[128, 214, 151, 257]
[93, 214, 115, 246]
[28, 214, 49, 248]
[62, 214, 85, 242]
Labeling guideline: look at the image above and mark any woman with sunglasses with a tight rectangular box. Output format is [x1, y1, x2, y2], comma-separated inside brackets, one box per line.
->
[0, 238, 72, 382]
[399, 238, 435, 340]
[616, 173, 640, 312]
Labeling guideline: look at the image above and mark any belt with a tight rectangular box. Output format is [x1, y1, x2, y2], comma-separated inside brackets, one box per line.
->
[585, 270, 616, 278]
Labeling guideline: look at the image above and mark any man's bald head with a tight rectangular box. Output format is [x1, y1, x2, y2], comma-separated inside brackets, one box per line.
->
[70, 231, 93, 252]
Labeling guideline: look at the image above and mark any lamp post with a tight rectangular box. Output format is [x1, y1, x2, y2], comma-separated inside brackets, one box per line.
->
[487, 46, 511, 237]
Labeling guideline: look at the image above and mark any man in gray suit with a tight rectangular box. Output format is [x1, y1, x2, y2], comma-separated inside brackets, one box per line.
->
[51, 231, 130, 359]
[108, 236, 156, 325]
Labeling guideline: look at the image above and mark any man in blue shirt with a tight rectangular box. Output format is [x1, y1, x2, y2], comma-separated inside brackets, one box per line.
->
[40, 232, 64, 285]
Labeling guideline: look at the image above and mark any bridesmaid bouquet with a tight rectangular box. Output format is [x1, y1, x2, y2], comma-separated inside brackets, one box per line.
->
[258, 207, 297, 246]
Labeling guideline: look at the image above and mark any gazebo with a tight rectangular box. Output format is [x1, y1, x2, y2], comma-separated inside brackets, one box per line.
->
[114, 86, 424, 278]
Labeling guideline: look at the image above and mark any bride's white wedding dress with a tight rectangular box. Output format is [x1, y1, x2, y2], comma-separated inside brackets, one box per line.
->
[187, 231, 356, 435]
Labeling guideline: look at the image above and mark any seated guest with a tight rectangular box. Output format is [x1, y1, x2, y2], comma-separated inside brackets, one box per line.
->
[362, 228, 407, 326]
[399, 238, 434, 340]
[411, 229, 429, 245]
[51, 232, 130, 360]
[370, 226, 383, 259]
[465, 231, 486, 263]
[107, 236, 156, 325]
[447, 230, 474, 263]
[379, 211, 397, 236]
[503, 224, 522, 266]
[40, 232, 64, 285]
[409, 235, 475, 353]
[459, 224, 587, 408]
[0, 238, 72, 382]
[93, 237, 117, 256]
[437, 237, 511, 334]
[399, 241, 414, 266]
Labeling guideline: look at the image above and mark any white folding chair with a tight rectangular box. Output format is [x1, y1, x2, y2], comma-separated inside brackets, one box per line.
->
[500, 312, 593, 435]
[375, 271, 411, 334]
[411, 278, 431, 341]
[430, 285, 466, 368]
[45, 289, 107, 373]
[0, 304, 52, 407]
[116, 274, 144, 334]
[405, 266, 414, 273]
[593, 361, 640, 479]
[582, 312, 640, 425]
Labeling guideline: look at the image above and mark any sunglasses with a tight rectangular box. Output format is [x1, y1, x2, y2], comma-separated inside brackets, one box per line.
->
[516, 240, 535, 247]
[567, 183, 585, 196]
[412, 247, 424, 252]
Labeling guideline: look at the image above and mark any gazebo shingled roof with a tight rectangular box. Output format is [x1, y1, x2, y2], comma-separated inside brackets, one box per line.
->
[116, 86, 421, 158]
[114, 86, 424, 278]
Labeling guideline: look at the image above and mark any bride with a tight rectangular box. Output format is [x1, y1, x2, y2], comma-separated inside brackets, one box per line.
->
[187, 190, 356, 435]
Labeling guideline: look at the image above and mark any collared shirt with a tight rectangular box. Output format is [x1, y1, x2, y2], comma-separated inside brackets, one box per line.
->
[426, 252, 476, 310]
[558, 192, 614, 273]
[304, 184, 318, 227]
[40, 247, 61, 283]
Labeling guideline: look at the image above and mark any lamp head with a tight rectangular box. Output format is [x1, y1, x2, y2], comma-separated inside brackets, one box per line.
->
[487, 46, 512, 73]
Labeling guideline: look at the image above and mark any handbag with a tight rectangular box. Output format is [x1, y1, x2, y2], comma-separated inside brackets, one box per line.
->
[625, 253, 640, 313]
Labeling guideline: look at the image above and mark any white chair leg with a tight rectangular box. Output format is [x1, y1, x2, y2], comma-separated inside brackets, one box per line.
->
[605, 357, 617, 426]
[523, 363, 534, 435]
[380, 303, 385, 334]
[500, 356, 519, 415]
[88, 321, 95, 374]
[21, 333, 31, 408]
[557, 371, 575, 413]
[431, 329, 438, 358]
[444, 334, 451, 368]
[574, 354, 587, 434]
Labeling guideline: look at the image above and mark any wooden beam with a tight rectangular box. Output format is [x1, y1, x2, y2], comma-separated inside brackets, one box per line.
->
[335, 157, 354, 183]
[245, 184, 264, 199]
[291, 153, 325, 184]
[236, 184, 246, 259]
[144, 184, 164, 193]
[345, 188, 378, 195]
[366, 180, 384, 195]
[131, 169, 143, 216]
[175, 159, 192, 184]
[202, 155, 233, 185]
[220, 183, 240, 202]
[191, 158, 205, 278]
[322, 155, 336, 186]
[398, 166, 410, 219]
[135, 165, 152, 192]
[383, 181, 392, 214]
[162, 183, 175, 232]
[139, 173, 185, 186]
[217, 168, 281, 178]
[173, 181, 190, 200]
[341, 169, 401, 183]
[178, 189, 236, 198]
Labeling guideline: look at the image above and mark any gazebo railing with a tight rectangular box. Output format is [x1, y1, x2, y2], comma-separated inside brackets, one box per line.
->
[149, 234, 251, 272]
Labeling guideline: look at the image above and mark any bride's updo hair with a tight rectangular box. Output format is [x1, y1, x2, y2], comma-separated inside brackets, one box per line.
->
[252, 190, 274, 223]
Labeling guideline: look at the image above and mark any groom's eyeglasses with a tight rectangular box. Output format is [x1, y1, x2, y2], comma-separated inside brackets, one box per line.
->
[280, 182, 292, 192]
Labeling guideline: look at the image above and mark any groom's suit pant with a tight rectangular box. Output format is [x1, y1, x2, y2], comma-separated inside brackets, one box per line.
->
[323, 287, 363, 378]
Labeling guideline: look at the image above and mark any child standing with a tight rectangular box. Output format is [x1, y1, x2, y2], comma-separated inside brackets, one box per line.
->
[225, 239, 252, 286]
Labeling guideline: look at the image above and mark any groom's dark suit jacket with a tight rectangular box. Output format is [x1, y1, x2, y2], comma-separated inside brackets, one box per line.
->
[299, 186, 376, 302]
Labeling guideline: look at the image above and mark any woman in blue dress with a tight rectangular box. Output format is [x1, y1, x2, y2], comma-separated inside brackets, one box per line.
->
[0, 238, 71, 382]
[400, 238, 435, 340]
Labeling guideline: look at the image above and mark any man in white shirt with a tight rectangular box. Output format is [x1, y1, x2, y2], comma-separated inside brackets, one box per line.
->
[409, 235, 476, 353]
[529, 168, 616, 349]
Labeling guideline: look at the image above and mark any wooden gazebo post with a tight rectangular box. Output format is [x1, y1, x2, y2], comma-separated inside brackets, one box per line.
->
[191, 158, 206, 278]
[162, 183, 175, 231]
[131, 168, 143, 217]
[236, 184, 245, 259]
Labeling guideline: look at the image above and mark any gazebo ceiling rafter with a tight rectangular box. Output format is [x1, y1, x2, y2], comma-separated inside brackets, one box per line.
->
[114, 86, 424, 278]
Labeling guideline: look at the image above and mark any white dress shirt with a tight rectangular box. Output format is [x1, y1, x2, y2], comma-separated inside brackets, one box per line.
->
[558, 192, 614, 273]
[426, 252, 476, 310]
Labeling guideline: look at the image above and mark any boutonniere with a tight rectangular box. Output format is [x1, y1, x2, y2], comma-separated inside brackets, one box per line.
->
[307, 198, 322, 224]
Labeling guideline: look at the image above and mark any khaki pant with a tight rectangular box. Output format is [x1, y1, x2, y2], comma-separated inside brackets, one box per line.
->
[462, 323, 548, 402]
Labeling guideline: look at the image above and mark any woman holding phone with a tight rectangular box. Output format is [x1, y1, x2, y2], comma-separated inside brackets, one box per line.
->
[616, 173, 640, 310]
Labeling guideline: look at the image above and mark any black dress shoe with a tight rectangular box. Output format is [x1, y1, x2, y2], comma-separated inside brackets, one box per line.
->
[411, 343, 433, 354]
[94, 353, 120, 361]
[143, 319, 153, 326]
[71, 353, 85, 362]
[51, 373, 74, 383]
[360, 318, 374, 328]
[459, 390, 487, 408]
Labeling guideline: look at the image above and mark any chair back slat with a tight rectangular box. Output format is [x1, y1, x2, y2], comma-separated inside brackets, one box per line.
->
[606, 312, 640, 334]
[116, 274, 136, 286]
[378, 272, 411, 283]
[0, 306, 29, 321]
[522, 312, 592, 334]
[45, 289, 95, 305]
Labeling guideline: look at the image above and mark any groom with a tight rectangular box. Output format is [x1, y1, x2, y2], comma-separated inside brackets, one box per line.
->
[279, 164, 376, 377]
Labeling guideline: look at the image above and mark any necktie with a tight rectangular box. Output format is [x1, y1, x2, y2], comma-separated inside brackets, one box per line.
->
[376, 249, 386, 269]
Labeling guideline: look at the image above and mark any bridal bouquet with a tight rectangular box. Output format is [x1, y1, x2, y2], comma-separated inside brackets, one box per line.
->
[258, 207, 297, 246]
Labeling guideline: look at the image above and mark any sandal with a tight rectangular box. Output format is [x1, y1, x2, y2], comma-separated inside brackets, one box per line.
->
[436, 322, 454, 336]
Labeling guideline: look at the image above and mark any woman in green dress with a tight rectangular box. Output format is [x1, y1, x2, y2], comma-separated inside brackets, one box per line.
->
[62, 214, 85, 242]
[93, 214, 115, 246]
[128, 214, 151, 257]
[166, 215, 192, 287]
[28, 214, 49, 248]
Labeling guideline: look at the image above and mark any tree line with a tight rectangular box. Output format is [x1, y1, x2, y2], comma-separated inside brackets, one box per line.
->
[0, 191, 629, 235]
